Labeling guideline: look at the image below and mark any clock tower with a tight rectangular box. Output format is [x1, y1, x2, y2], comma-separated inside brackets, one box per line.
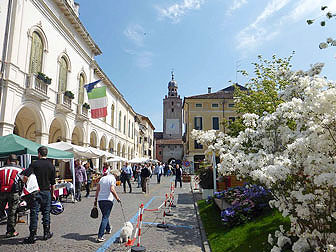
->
[154, 71, 184, 164]
[163, 71, 182, 139]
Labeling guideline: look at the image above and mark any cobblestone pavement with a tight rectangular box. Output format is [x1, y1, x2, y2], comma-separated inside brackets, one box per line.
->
[0, 176, 203, 252]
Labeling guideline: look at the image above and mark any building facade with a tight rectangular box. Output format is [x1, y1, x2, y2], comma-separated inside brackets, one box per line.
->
[0, 0, 153, 164]
[155, 73, 183, 164]
[183, 85, 246, 172]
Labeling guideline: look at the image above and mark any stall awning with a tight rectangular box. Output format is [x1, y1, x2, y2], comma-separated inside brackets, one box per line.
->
[47, 142, 100, 159]
[0, 134, 74, 159]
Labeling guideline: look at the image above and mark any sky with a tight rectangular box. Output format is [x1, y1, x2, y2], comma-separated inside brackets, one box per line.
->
[76, 0, 336, 131]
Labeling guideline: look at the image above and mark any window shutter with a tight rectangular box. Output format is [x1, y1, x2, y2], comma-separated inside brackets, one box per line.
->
[29, 32, 43, 74]
[78, 74, 84, 104]
[58, 57, 68, 92]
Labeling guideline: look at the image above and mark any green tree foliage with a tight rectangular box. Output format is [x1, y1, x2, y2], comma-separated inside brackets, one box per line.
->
[307, 6, 336, 49]
[227, 53, 294, 137]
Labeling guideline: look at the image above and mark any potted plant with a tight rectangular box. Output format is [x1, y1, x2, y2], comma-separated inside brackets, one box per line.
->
[64, 90, 74, 99]
[196, 162, 214, 199]
[37, 72, 52, 85]
[82, 102, 90, 109]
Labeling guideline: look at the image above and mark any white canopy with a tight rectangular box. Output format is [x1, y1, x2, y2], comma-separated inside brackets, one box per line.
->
[87, 147, 114, 158]
[107, 156, 127, 162]
[128, 157, 150, 164]
[47, 142, 99, 159]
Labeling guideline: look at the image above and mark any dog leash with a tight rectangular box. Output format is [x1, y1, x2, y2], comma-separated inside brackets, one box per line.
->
[120, 201, 127, 223]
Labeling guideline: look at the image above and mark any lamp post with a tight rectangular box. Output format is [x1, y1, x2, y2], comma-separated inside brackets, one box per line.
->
[212, 151, 217, 193]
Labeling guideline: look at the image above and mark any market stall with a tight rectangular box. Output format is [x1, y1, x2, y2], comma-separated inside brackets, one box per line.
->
[0, 134, 75, 194]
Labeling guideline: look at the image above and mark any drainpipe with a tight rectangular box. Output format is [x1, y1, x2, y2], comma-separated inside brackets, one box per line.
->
[0, 0, 13, 102]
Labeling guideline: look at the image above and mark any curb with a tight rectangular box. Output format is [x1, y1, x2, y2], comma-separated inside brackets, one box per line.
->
[190, 179, 212, 252]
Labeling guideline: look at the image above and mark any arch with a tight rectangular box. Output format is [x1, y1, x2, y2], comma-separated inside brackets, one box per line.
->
[127, 146, 131, 160]
[14, 106, 43, 143]
[100, 135, 107, 150]
[71, 126, 84, 146]
[57, 51, 72, 72]
[122, 144, 126, 158]
[90, 131, 98, 147]
[108, 138, 114, 154]
[117, 142, 121, 156]
[131, 148, 134, 159]
[48, 117, 69, 143]
[27, 25, 49, 52]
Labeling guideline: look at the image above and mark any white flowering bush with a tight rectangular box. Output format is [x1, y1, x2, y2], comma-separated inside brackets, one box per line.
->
[192, 75, 336, 251]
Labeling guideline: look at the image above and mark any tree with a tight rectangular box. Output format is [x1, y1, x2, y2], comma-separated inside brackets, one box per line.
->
[307, 6, 336, 49]
[227, 53, 295, 136]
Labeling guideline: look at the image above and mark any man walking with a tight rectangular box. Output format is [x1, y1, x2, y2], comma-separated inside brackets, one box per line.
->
[175, 164, 183, 188]
[140, 164, 150, 194]
[84, 162, 94, 197]
[74, 159, 87, 202]
[121, 162, 132, 193]
[22, 146, 56, 244]
[0, 154, 23, 238]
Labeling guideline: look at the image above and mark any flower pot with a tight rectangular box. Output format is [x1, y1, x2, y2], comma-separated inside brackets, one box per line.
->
[202, 188, 214, 199]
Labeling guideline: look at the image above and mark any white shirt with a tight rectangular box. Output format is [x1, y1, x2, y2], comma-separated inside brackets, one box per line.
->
[98, 174, 116, 202]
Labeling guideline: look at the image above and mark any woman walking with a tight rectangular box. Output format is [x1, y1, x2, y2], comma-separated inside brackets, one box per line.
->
[94, 170, 121, 242]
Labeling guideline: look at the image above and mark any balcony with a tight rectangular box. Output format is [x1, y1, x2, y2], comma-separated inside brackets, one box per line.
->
[25, 74, 49, 101]
[56, 93, 72, 113]
[76, 104, 89, 121]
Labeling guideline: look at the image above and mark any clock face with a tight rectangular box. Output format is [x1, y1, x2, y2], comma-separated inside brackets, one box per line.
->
[166, 119, 180, 134]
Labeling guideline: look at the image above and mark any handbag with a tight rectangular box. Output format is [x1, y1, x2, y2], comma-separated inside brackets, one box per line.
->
[90, 206, 98, 218]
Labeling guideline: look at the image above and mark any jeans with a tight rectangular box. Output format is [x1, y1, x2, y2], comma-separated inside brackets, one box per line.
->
[98, 200, 113, 238]
[157, 174, 162, 184]
[175, 178, 182, 188]
[123, 175, 132, 193]
[75, 182, 82, 201]
[0, 192, 19, 233]
[29, 190, 51, 233]
[85, 182, 91, 197]
[137, 174, 141, 188]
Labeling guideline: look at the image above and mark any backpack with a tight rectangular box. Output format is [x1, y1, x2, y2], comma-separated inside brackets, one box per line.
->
[0, 166, 22, 193]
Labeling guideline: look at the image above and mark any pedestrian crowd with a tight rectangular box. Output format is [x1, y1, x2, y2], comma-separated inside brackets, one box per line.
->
[0, 147, 184, 243]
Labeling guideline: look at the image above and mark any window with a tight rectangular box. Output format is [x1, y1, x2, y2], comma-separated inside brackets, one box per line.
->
[128, 120, 131, 137]
[172, 102, 174, 106]
[78, 74, 85, 104]
[172, 108, 174, 112]
[195, 103, 202, 108]
[131, 123, 134, 139]
[194, 140, 203, 149]
[212, 117, 219, 130]
[58, 57, 68, 92]
[29, 32, 43, 74]
[194, 117, 202, 130]
[229, 103, 235, 108]
[111, 104, 115, 127]
[123, 115, 126, 134]
[159, 151, 162, 155]
[118, 111, 121, 131]
[212, 103, 219, 108]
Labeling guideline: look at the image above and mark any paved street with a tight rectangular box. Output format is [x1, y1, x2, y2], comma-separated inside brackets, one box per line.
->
[0, 176, 203, 252]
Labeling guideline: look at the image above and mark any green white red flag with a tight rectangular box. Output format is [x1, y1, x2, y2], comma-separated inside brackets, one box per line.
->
[87, 86, 107, 119]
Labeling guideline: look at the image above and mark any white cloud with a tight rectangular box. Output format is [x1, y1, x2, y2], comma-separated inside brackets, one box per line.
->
[123, 24, 146, 47]
[236, 0, 291, 50]
[236, 0, 336, 51]
[124, 49, 154, 69]
[157, 0, 205, 23]
[226, 0, 247, 15]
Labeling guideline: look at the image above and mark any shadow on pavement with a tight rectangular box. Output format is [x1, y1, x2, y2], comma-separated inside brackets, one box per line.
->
[61, 232, 97, 242]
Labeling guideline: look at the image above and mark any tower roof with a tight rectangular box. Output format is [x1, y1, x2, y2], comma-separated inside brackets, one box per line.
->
[168, 71, 177, 88]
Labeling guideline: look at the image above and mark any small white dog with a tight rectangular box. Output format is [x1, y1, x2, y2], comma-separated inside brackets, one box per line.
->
[119, 221, 133, 243]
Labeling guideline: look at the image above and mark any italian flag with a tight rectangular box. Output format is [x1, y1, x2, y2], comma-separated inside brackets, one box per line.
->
[87, 86, 107, 119]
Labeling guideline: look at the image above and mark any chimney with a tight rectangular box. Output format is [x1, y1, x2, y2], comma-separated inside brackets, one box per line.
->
[208, 87, 211, 94]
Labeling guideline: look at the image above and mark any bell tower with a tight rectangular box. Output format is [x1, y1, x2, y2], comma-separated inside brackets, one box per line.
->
[163, 71, 182, 139]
